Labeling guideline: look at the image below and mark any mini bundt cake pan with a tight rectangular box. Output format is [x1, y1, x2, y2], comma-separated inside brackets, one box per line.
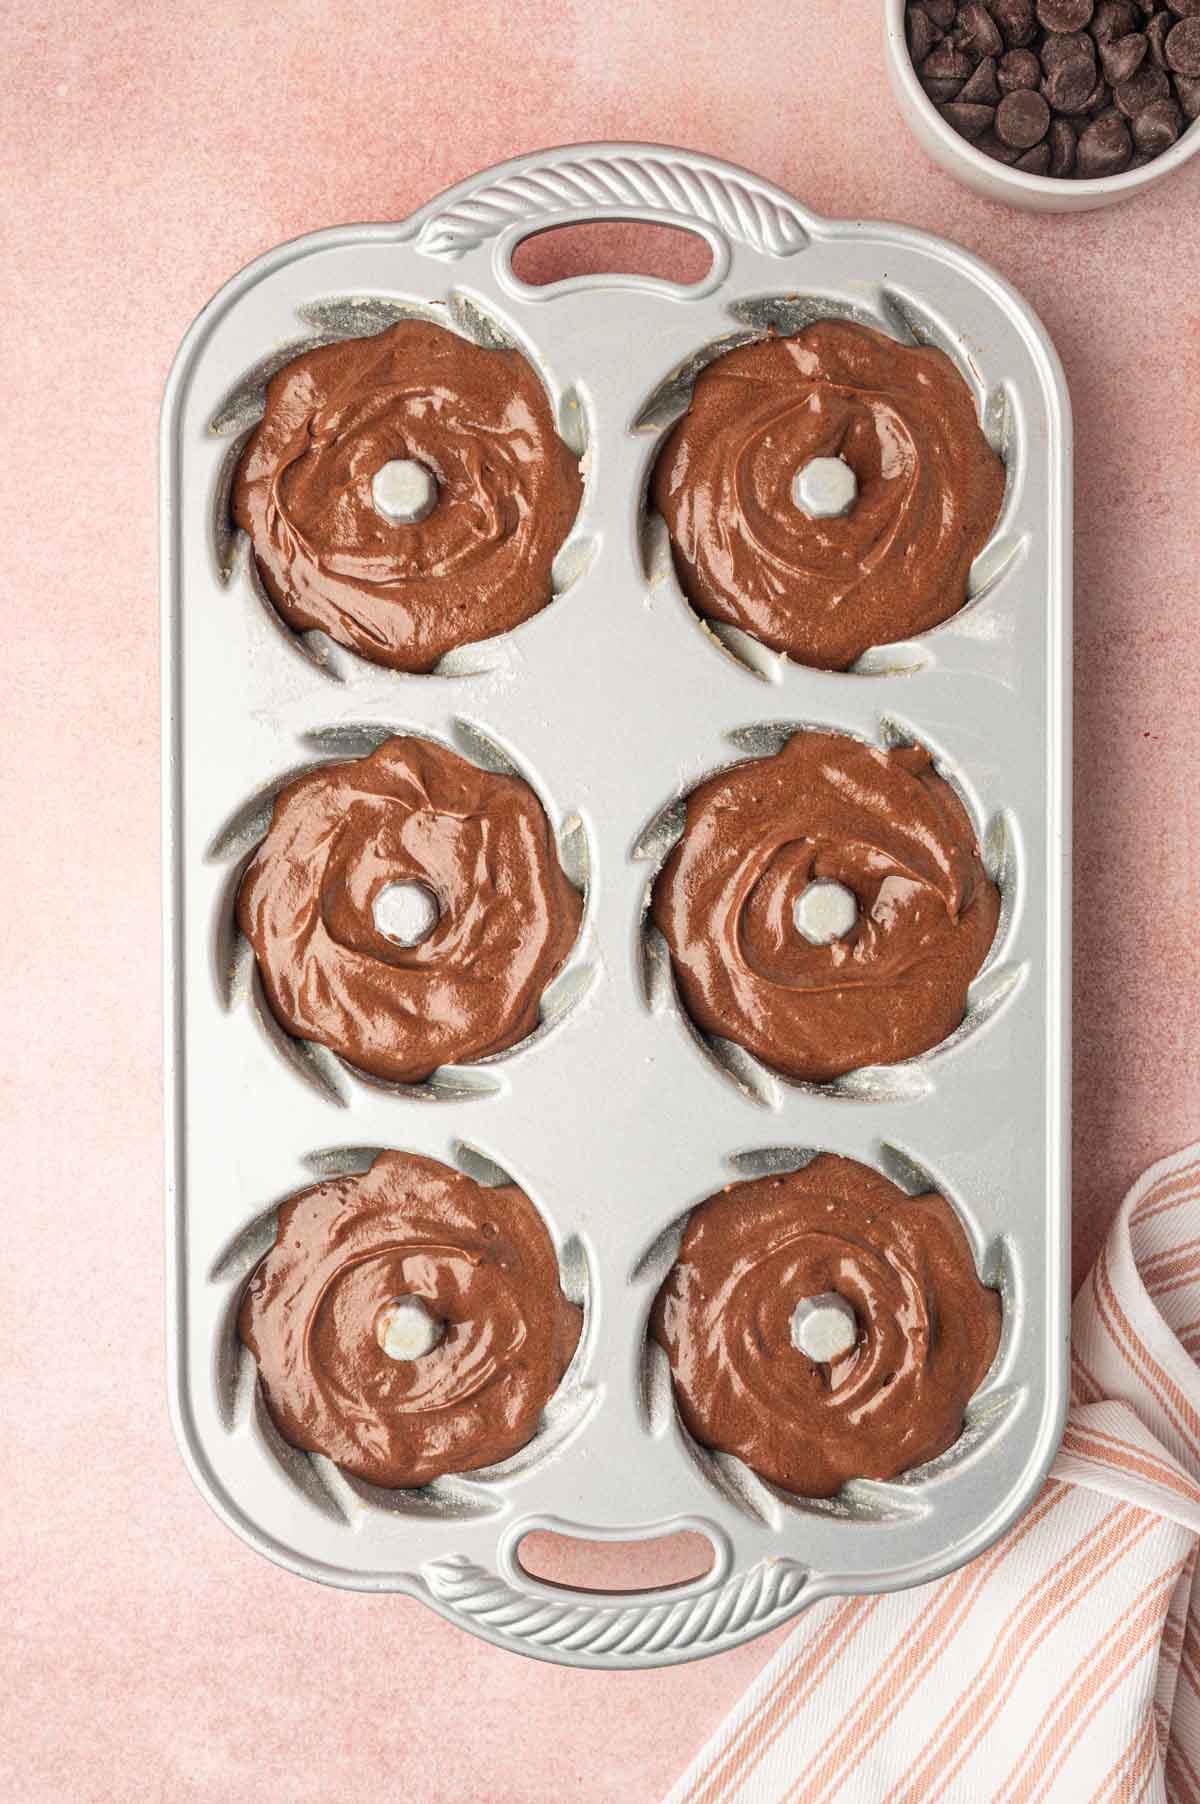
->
[162, 143, 1070, 1668]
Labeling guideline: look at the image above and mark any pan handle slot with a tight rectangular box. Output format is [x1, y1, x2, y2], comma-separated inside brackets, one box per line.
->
[496, 206, 729, 299]
[501, 1515, 728, 1600]
[506, 217, 717, 296]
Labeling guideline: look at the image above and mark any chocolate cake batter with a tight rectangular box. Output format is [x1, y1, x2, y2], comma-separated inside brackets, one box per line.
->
[651, 731, 1000, 1082]
[238, 736, 582, 1083]
[651, 1154, 1001, 1498]
[651, 320, 1005, 670]
[232, 320, 582, 672]
[240, 1151, 583, 1489]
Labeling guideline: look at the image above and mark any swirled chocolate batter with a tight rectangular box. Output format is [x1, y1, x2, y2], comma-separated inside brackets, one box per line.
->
[651, 731, 999, 1082]
[651, 1154, 1000, 1498]
[237, 736, 582, 1083]
[651, 320, 1005, 670]
[232, 321, 582, 672]
[240, 1151, 583, 1488]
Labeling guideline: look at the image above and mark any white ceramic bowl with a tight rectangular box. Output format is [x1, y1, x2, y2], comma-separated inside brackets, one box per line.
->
[884, 0, 1200, 211]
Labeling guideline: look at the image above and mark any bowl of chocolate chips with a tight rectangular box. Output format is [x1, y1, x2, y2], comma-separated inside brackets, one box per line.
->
[886, 0, 1200, 208]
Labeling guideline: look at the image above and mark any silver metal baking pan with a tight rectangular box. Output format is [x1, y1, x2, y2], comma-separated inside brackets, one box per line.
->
[162, 142, 1071, 1668]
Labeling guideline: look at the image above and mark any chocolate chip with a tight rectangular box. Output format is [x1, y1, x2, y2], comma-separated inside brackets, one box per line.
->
[1043, 49, 1102, 103]
[997, 83, 1054, 136]
[989, 0, 1040, 44]
[1038, 0, 1094, 25]
[922, 41, 978, 79]
[1167, 0, 1200, 15]
[941, 99, 999, 134]
[957, 0, 1006, 53]
[923, 74, 968, 98]
[1114, 59, 1171, 102]
[999, 45, 1044, 83]
[1133, 90, 1186, 135]
[925, 0, 959, 25]
[908, 4, 943, 64]
[1175, 70, 1200, 110]
[1091, 0, 1140, 37]
[1075, 107, 1135, 163]
[1099, 28, 1149, 75]
[1040, 26, 1097, 61]
[1145, 9, 1174, 60]
[1016, 139, 1056, 163]
[1166, 15, 1200, 66]
[961, 52, 1004, 97]
[1049, 114, 1080, 164]
[977, 127, 1027, 157]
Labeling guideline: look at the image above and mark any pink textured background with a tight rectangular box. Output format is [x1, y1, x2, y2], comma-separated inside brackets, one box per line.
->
[4, 2, 1199, 1799]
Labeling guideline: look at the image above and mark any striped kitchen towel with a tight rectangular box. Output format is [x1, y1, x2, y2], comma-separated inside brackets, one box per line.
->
[664, 1145, 1200, 1804]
